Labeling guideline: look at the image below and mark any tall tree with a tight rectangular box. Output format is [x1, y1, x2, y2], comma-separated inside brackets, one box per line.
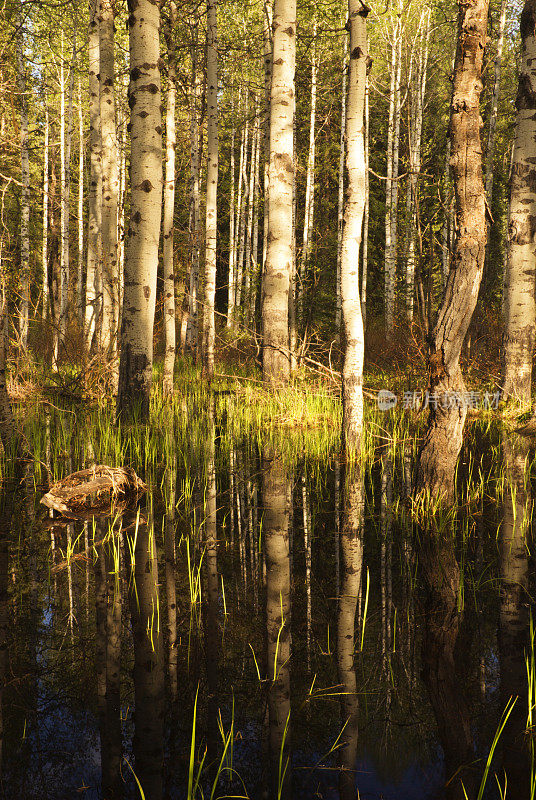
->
[162, 0, 177, 395]
[203, 0, 219, 379]
[17, 8, 29, 349]
[117, 0, 163, 420]
[86, 0, 102, 350]
[501, 0, 536, 404]
[99, 0, 119, 358]
[262, 0, 296, 386]
[341, 0, 368, 448]
[416, 0, 489, 499]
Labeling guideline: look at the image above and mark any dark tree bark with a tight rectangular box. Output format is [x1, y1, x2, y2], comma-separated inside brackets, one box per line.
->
[416, 0, 489, 501]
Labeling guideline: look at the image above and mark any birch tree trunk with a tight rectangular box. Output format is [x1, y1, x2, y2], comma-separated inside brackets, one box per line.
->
[485, 0, 508, 207]
[336, 33, 348, 333]
[299, 20, 317, 300]
[17, 13, 30, 348]
[405, 8, 430, 322]
[262, 0, 273, 281]
[86, 0, 102, 351]
[384, 12, 401, 333]
[162, 0, 177, 395]
[501, 0, 536, 404]
[236, 93, 250, 316]
[226, 111, 236, 327]
[341, 1, 368, 449]
[42, 92, 49, 319]
[186, 22, 201, 354]
[262, 0, 295, 386]
[117, 0, 163, 420]
[203, 0, 218, 379]
[361, 78, 369, 329]
[58, 35, 76, 357]
[77, 76, 84, 324]
[416, 0, 489, 500]
[99, 0, 119, 357]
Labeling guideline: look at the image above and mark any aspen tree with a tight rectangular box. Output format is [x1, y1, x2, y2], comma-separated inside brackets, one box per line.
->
[262, 0, 296, 386]
[299, 20, 317, 297]
[226, 108, 236, 328]
[162, 0, 177, 395]
[485, 0, 508, 207]
[77, 76, 84, 323]
[502, 0, 536, 403]
[384, 7, 402, 333]
[17, 10, 29, 348]
[416, 0, 489, 500]
[405, 8, 430, 322]
[117, 0, 163, 420]
[86, 0, 102, 350]
[262, 0, 273, 278]
[236, 92, 250, 315]
[361, 78, 369, 328]
[341, 0, 368, 448]
[203, 0, 218, 379]
[58, 34, 76, 357]
[42, 90, 49, 319]
[336, 31, 348, 332]
[186, 19, 201, 353]
[99, 0, 119, 357]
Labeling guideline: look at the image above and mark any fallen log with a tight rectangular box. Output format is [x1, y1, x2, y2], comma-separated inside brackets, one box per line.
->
[41, 465, 146, 516]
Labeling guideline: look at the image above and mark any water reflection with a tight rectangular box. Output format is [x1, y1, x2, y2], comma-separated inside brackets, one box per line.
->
[337, 459, 363, 800]
[499, 434, 532, 797]
[126, 512, 164, 800]
[263, 447, 292, 800]
[419, 529, 475, 799]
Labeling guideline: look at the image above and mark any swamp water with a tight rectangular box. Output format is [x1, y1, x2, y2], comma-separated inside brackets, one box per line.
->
[0, 396, 533, 799]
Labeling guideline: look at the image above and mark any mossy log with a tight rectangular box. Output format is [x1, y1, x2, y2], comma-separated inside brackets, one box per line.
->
[41, 465, 146, 515]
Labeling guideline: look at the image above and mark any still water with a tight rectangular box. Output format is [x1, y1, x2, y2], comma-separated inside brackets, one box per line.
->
[0, 406, 532, 799]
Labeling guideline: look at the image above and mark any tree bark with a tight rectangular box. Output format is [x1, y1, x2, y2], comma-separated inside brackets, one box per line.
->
[99, 0, 119, 358]
[77, 76, 84, 325]
[226, 109, 236, 328]
[17, 10, 30, 349]
[203, 0, 218, 379]
[299, 20, 317, 301]
[341, 1, 368, 449]
[336, 31, 348, 333]
[262, 0, 296, 386]
[42, 89, 49, 320]
[416, 0, 489, 500]
[86, 0, 102, 351]
[186, 20, 201, 354]
[501, 0, 536, 404]
[162, 1, 177, 395]
[117, 0, 163, 421]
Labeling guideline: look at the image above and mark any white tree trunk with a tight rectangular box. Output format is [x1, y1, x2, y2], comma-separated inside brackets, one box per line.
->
[236, 92, 250, 315]
[99, 0, 119, 358]
[485, 0, 508, 205]
[117, 0, 163, 419]
[42, 92, 49, 319]
[77, 75, 84, 324]
[58, 35, 76, 358]
[361, 78, 369, 329]
[162, 1, 177, 395]
[86, 0, 102, 350]
[226, 112, 236, 328]
[262, 0, 273, 282]
[17, 12, 30, 349]
[342, 0, 368, 448]
[502, 0, 536, 403]
[262, 0, 295, 385]
[186, 24, 201, 354]
[299, 20, 317, 294]
[203, 0, 218, 378]
[336, 32, 348, 333]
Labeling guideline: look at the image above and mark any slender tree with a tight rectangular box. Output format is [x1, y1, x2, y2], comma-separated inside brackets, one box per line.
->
[262, 0, 296, 386]
[203, 0, 218, 379]
[117, 0, 163, 420]
[99, 0, 119, 358]
[162, 0, 177, 395]
[501, 0, 536, 404]
[86, 0, 102, 350]
[341, 0, 369, 448]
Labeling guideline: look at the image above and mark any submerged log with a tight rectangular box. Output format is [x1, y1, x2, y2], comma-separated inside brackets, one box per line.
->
[41, 465, 147, 515]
